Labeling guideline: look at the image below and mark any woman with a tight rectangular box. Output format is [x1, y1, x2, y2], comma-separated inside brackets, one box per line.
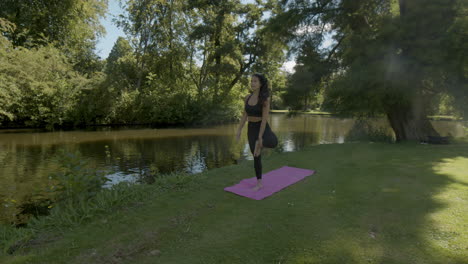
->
[236, 73, 278, 191]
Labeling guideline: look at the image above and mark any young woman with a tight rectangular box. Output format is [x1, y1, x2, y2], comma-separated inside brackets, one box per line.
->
[236, 73, 278, 191]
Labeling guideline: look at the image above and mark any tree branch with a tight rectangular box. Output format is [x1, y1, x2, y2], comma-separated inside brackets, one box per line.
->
[325, 34, 345, 63]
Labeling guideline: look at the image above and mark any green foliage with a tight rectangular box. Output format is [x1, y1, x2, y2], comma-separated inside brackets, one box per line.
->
[0, 0, 107, 74]
[432, 93, 461, 117]
[0, 224, 35, 255]
[47, 150, 109, 204]
[117, 0, 286, 104]
[0, 168, 199, 254]
[0, 148, 110, 254]
[0, 36, 84, 128]
[0, 182, 149, 254]
[269, 71, 288, 109]
[109, 89, 141, 124]
[268, 0, 466, 140]
[1, 0, 290, 128]
[283, 65, 324, 111]
[105, 37, 138, 88]
[345, 119, 395, 143]
[68, 73, 112, 126]
[0, 27, 18, 123]
[0, 41, 19, 123]
[443, 0, 468, 117]
[31, 183, 147, 230]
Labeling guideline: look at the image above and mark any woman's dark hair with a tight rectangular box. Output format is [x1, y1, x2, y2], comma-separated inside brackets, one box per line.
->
[252, 73, 270, 106]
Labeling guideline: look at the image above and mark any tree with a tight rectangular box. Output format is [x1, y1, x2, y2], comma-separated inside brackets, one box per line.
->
[0, 0, 108, 74]
[117, 0, 190, 90]
[283, 36, 332, 110]
[0, 18, 18, 124]
[381, 0, 460, 141]
[105, 37, 138, 89]
[186, 0, 286, 103]
[267, 0, 467, 141]
[115, 0, 287, 121]
[0, 31, 84, 128]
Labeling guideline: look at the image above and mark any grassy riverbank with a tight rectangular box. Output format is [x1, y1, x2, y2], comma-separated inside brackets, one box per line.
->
[2, 139, 468, 264]
[270, 110, 333, 116]
[270, 110, 464, 122]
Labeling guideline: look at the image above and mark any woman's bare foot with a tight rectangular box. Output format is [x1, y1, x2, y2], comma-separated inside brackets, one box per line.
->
[252, 184, 262, 191]
[252, 180, 263, 191]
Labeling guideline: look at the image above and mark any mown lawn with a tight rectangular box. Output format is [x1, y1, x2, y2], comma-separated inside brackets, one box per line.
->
[2, 140, 468, 264]
[270, 110, 333, 115]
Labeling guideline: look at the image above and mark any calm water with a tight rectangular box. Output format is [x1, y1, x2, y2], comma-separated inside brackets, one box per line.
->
[0, 114, 465, 224]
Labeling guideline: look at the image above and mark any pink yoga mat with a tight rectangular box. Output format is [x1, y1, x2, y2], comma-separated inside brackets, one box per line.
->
[224, 166, 315, 200]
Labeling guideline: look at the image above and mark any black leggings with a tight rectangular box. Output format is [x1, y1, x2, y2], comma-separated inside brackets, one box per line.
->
[247, 121, 278, 179]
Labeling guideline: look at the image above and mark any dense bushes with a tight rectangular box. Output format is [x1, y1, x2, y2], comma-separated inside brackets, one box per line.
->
[0, 32, 244, 128]
[0, 37, 84, 128]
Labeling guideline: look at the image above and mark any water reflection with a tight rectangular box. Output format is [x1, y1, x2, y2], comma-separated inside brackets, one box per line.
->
[0, 114, 466, 224]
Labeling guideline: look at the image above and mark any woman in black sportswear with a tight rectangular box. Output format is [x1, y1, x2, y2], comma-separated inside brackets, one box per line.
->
[236, 73, 278, 191]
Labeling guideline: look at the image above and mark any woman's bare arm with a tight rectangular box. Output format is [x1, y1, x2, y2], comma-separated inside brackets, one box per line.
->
[237, 111, 247, 132]
[237, 95, 249, 133]
[258, 98, 270, 140]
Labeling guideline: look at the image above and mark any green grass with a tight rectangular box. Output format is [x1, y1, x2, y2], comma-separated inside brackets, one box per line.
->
[270, 110, 333, 115]
[427, 115, 464, 121]
[270, 110, 465, 121]
[1, 140, 468, 264]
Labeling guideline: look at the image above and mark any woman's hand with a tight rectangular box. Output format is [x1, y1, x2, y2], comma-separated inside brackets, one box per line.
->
[236, 130, 242, 142]
[254, 138, 263, 157]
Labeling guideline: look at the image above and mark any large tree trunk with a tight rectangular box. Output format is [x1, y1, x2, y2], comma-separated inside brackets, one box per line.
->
[386, 95, 439, 142]
[386, 0, 441, 142]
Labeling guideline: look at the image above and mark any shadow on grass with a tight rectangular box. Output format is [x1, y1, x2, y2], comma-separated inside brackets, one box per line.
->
[272, 140, 468, 264]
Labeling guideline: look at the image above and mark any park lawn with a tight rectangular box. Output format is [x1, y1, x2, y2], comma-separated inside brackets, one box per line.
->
[270, 110, 333, 115]
[2, 140, 468, 264]
[427, 115, 464, 121]
[270, 110, 464, 121]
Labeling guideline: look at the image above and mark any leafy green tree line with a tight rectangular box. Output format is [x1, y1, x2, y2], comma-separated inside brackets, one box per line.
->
[1, 0, 465, 142]
[0, 0, 287, 129]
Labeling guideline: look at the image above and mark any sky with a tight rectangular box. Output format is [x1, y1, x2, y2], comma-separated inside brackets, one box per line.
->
[95, 0, 126, 60]
[95, 0, 330, 73]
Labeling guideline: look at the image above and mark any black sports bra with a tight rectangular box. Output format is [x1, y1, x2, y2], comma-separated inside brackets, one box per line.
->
[245, 94, 262, 117]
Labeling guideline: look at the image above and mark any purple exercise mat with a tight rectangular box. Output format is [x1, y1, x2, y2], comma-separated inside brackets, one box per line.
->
[224, 166, 315, 200]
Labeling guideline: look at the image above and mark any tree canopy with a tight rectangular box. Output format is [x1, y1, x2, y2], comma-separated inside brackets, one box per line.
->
[0, 0, 466, 142]
[268, 0, 467, 141]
